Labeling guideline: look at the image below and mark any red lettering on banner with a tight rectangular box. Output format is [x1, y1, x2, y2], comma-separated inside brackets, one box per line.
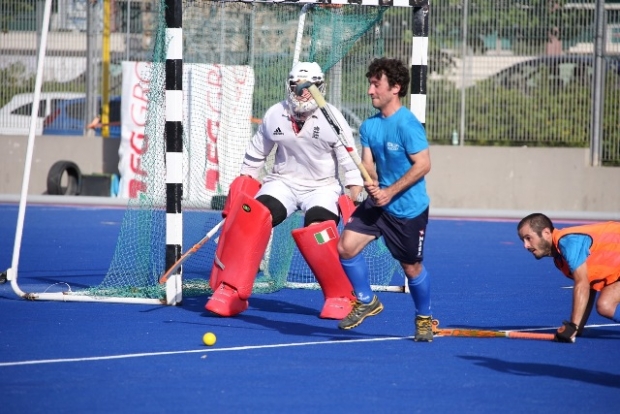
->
[132, 82, 149, 103]
[130, 101, 147, 127]
[207, 65, 222, 86]
[206, 119, 218, 160]
[205, 118, 219, 191]
[130, 131, 148, 157]
[206, 90, 222, 114]
[206, 67, 222, 113]
[230, 67, 249, 114]
[206, 170, 219, 191]
[129, 179, 147, 198]
[233, 67, 248, 85]
[120, 61, 153, 198]
[130, 153, 146, 176]
[204, 66, 223, 193]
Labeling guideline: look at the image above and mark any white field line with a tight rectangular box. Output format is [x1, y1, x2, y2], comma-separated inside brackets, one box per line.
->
[0, 336, 409, 367]
[2, 323, 618, 368]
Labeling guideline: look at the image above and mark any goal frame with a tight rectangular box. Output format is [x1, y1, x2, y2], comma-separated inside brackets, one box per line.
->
[6, 0, 430, 305]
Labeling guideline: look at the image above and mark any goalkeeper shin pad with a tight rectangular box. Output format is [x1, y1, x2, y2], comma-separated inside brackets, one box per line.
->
[221, 175, 262, 218]
[292, 221, 355, 319]
[206, 195, 272, 317]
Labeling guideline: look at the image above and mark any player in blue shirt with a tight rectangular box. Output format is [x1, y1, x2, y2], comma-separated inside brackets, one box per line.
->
[337, 57, 434, 341]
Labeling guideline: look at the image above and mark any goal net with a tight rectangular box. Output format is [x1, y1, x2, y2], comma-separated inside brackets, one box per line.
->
[9, 0, 423, 305]
[100, 0, 413, 302]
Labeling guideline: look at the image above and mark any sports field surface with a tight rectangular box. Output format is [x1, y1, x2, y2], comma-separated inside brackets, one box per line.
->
[1, 202, 618, 413]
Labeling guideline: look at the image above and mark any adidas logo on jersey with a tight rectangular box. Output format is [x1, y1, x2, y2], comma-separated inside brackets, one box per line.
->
[273, 127, 284, 136]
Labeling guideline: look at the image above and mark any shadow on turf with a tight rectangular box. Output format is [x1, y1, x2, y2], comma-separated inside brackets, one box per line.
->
[180, 295, 321, 317]
[460, 355, 620, 389]
[234, 313, 382, 340]
[179, 295, 397, 340]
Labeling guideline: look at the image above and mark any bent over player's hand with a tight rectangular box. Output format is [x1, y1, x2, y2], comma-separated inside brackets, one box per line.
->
[554, 321, 578, 343]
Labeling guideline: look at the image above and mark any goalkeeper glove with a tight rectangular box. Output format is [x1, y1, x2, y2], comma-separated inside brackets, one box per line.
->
[554, 321, 578, 343]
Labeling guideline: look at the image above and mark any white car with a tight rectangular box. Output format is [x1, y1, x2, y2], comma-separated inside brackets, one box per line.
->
[0, 92, 84, 136]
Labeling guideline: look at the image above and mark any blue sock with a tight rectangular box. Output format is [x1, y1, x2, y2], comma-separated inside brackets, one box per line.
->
[408, 266, 431, 317]
[613, 304, 620, 323]
[340, 254, 373, 303]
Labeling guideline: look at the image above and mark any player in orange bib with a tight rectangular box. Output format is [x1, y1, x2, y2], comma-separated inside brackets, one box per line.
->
[517, 213, 620, 343]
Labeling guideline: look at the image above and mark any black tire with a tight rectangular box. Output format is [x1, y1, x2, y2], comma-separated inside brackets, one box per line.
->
[47, 161, 82, 195]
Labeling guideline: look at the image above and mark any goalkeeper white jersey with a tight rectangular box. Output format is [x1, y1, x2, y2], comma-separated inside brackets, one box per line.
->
[240, 101, 363, 191]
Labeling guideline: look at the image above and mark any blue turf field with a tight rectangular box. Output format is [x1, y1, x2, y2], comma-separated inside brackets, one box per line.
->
[0, 203, 618, 413]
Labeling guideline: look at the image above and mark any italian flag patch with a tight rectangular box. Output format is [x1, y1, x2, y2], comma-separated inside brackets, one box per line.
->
[314, 227, 336, 244]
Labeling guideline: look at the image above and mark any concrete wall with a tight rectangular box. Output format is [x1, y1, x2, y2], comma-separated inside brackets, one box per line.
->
[0, 135, 618, 216]
[0, 135, 120, 195]
[426, 146, 620, 215]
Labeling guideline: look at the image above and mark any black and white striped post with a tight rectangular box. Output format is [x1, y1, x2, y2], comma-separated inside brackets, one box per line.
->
[410, 1, 429, 128]
[164, 0, 183, 305]
[407, 0, 429, 293]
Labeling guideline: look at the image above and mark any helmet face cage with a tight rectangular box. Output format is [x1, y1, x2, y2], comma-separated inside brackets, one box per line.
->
[286, 62, 326, 118]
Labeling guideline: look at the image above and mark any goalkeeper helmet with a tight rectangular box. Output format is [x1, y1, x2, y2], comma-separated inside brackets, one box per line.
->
[286, 61, 326, 119]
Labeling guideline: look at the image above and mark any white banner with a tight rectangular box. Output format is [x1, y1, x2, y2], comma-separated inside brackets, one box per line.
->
[183, 64, 255, 203]
[118, 61, 151, 198]
[119, 62, 254, 201]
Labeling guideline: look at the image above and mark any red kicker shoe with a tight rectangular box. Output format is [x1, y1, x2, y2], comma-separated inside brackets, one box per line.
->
[319, 297, 353, 320]
[205, 283, 249, 317]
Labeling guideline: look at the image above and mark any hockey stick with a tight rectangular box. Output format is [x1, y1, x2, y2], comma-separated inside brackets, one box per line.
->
[158, 218, 225, 284]
[292, 4, 312, 67]
[296, 82, 373, 183]
[431, 320, 555, 341]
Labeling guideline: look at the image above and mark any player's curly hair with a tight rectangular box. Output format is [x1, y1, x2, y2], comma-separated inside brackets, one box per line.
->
[517, 213, 555, 236]
[365, 57, 410, 97]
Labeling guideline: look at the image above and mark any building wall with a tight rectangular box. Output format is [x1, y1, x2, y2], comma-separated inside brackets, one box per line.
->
[426, 146, 620, 214]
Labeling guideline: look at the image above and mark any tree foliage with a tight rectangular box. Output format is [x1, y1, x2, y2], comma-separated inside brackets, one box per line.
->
[1, 0, 35, 33]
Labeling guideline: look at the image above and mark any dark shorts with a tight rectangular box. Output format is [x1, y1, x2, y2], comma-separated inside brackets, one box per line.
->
[345, 197, 429, 264]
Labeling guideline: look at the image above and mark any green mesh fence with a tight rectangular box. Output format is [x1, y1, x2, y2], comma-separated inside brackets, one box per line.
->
[93, 1, 401, 300]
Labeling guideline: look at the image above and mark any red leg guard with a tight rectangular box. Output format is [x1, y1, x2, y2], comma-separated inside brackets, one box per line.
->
[206, 194, 272, 317]
[222, 175, 261, 218]
[292, 221, 355, 319]
[210, 175, 263, 291]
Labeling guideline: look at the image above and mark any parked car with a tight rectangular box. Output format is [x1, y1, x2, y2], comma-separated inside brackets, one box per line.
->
[483, 55, 620, 93]
[43, 96, 121, 138]
[0, 92, 84, 135]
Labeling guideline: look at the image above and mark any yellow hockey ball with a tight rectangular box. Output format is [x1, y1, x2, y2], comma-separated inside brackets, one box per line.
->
[203, 332, 217, 346]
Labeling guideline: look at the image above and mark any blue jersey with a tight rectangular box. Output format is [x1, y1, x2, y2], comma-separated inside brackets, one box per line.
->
[359, 107, 430, 219]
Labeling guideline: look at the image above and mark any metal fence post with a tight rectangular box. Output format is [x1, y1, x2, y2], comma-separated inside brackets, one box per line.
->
[590, 0, 606, 167]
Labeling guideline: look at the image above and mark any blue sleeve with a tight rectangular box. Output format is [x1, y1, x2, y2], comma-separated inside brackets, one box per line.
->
[402, 121, 428, 155]
[557, 234, 592, 273]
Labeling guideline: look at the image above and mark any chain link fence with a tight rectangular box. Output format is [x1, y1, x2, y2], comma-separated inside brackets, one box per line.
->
[423, 1, 620, 166]
[0, 0, 157, 136]
[1, 0, 619, 164]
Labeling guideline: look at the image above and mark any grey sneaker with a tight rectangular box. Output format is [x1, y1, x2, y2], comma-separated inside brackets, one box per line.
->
[338, 295, 384, 330]
[414, 315, 434, 342]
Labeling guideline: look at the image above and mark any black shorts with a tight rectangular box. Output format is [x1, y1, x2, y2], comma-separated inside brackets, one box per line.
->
[345, 197, 429, 264]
